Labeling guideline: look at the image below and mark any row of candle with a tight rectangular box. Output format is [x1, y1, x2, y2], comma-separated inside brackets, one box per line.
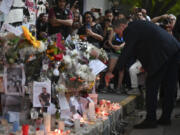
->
[3, 99, 121, 135]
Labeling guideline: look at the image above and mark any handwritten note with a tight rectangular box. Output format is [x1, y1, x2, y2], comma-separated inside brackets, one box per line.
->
[7, 111, 20, 122]
[0, 0, 14, 14]
[5, 9, 23, 23]
[1, 23, 22, 36]
[58, 93, 70, 110]
[89, 59, 107, 75]
[13, 0, 25, 7]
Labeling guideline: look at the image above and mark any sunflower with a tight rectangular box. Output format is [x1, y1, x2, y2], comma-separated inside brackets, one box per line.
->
[22, 26, 40, 48]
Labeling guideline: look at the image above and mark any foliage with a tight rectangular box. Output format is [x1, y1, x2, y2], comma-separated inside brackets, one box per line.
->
[109, 0, 180, 17]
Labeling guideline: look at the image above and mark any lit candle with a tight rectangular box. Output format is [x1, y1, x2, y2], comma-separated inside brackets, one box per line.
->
[54, 129, 62, 135]
[22, 125, 29, 135]
[35, 130, 44, 135]
[95, 106, 100, 114]
[99, 99, 106, 106]
[58, 121, 64, 131]
[106, 100, 111, 110]
[43, 113, 51, 133]
[102, 111, 105, 116]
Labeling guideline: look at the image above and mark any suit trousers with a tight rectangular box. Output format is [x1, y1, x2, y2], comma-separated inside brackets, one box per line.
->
[145, 53, 179, 121]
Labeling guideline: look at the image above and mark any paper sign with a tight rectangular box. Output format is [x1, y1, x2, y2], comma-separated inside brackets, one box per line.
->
[7, 111, 20, 122]
[58, 93, 70, 110]
[89, 59, 107, 75]
[60, 110, 72, 120]
[1, 23, 22, 36]
[13, 0, 25, 7]
[47, 103, 57, 115]
[69, 96, 80, 111]
[0, 0, 14, 14]
[33, 81, 51, 107]
[5, 9, 24, 24]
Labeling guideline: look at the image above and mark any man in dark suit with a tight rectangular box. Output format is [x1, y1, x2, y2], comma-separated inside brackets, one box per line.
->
[106, 19, 180, 129]
[173, 15, 180, 118]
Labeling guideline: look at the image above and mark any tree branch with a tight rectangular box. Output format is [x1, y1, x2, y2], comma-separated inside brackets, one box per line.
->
[159, 0, 178, 15]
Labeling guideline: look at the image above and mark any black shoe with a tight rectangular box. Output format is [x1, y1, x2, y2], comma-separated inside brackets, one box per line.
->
[157, 118, 171, 126]
[133, 119, 157, 129]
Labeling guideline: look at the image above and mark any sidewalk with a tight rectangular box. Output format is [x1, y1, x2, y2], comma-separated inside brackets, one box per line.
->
[129, 108, 180, 135]
[128, 101, 180, 135]
[98, 93, 180, 135]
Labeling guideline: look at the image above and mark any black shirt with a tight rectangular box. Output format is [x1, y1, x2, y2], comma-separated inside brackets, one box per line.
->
[78, 23, 103, 48]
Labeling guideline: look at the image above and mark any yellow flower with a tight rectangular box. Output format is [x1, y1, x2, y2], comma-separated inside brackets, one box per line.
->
[22, 26, 40, 48]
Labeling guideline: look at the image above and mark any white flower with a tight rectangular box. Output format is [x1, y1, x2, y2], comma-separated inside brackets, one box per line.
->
[37, 41, 47, 52]
[55, 84, 67, 93]
[71, 49, 79, 57]
[42, 64, 49, 71]
[63, 55, 72, 69]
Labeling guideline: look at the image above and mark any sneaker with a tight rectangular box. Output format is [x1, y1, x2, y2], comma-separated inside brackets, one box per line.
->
[133, 119, 158, 129]
[127, 88, 140, 95]
[115, 87, 127, 95]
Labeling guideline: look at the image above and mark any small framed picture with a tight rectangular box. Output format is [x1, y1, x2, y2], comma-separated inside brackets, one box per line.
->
[4, 64, 25, 96]
[33, 80, 51, 107]
[0, 74, 5, 93]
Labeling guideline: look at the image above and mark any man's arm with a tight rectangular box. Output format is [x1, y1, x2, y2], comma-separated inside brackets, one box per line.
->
[106, 26, 138, 86]
[151, 14, 169, 23]
[39, 94, 45, 106]
[50, 16, 73, 27]
[49, 8, 73, 27]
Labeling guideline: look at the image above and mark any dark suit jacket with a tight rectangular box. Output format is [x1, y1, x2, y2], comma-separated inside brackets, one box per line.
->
[117, 20, 180, 76]
[173, 15, 180, 42]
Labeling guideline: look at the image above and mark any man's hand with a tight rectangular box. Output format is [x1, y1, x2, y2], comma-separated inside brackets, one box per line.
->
[105, 72, 114, 87]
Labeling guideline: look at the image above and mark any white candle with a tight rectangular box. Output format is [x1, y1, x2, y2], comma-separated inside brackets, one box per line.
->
[74, 119, 80, 133]
[89, 94, 98, 105]
[89, 102, 95, 120]
[35, 130, 44, 135]
[58, 121, 64, 131]
[43, 113, 51, 133]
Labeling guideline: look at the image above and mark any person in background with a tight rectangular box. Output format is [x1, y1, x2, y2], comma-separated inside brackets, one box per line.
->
[113, 11, 126, 21]
[71, 9, 82, 35]
[137, 12, 146, 21]
[78, 11, 104, 48]
[36, 13, 48, 40]
[152, 14, 176, 35]
[141, 8, 151, 21]
[48, 0, 73, 38]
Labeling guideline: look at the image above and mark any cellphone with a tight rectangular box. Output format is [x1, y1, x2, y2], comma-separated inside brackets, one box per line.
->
[86, 23, 91, 29]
